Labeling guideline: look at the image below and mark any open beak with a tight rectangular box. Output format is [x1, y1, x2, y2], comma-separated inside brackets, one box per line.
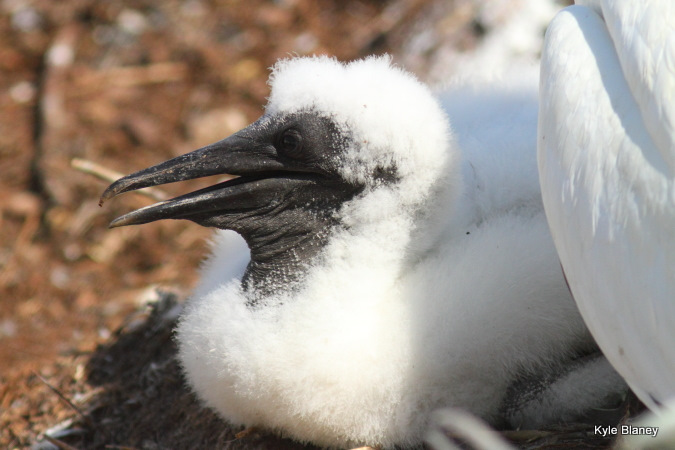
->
[100, 125, 290, 228]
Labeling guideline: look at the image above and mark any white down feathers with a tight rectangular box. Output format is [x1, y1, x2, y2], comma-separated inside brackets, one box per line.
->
[177, 56, 590, 448]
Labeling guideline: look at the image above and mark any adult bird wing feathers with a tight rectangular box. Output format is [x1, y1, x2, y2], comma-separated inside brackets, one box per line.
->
[538, 0, 675, 411]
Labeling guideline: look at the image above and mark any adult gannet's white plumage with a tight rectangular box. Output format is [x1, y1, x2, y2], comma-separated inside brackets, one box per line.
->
[538, 1, 675, 413]
[102, 56, 626, 448]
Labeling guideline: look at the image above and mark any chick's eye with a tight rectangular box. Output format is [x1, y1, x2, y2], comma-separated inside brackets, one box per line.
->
[279, 129, 302, 156]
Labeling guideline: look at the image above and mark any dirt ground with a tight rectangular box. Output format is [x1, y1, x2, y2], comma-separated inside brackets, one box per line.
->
[0, 1, 640, 449]
[0, 1, 472, 447]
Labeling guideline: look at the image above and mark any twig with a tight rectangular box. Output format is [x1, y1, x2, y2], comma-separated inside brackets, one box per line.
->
[234, 426, 259, 439]
[426, 408, 515, 450]
[72, 62, 188, 95]
[43, 435, 80, 450]
[71, 157, 169, 202]
[499, 429, 555, 441]
[104, 446, 141, 450]
[34, 371, 94, 428]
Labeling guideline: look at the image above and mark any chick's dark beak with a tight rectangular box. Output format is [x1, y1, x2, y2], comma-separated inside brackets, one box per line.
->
[100, 124, 289, 228]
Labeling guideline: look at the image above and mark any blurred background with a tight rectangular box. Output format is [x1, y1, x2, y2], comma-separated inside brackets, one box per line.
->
[0, 0, 565, 447]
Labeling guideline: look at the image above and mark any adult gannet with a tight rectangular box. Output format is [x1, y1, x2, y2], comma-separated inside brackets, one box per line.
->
[101, 56, 626, 448]
[538, 0, 675, 414]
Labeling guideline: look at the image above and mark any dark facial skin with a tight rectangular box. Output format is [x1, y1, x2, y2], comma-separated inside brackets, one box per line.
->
[101, 112, 364, 295]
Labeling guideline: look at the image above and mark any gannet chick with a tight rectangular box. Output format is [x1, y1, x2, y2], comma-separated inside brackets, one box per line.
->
[101, 56, 626, 448]
[538, 1, 675, 413]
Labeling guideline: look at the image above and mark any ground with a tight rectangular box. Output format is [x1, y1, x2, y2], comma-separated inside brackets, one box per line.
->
[0, 1, 640, 449]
